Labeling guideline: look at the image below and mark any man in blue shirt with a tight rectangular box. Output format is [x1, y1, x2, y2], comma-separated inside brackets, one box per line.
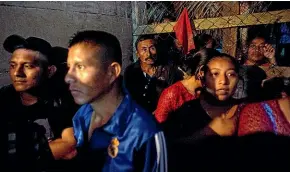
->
[65, 30, 167, 172]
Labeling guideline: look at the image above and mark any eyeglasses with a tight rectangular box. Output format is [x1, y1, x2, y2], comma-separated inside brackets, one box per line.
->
[249, 44, 265, 50]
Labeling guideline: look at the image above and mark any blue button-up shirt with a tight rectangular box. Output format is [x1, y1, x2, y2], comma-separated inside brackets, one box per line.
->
[73, 93, 167, 172]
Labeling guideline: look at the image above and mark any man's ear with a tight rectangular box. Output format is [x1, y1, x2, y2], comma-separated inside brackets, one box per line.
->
[48, 65, 57, 78]
[108, 62, 121, 84]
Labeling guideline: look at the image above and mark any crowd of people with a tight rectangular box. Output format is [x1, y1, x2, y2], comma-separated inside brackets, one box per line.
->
[3, 29, 290, 172]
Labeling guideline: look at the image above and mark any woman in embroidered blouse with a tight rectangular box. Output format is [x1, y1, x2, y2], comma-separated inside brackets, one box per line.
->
[164, 51, 290, 171]
[162, 52, 290, 141]
[238, 92, 290, 136]
[163, 52, 241, 142]
[154, 48, 220, 123]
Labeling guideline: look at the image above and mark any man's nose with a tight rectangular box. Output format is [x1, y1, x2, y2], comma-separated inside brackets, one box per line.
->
[219, 74, 228, 85]
[144, 49, 151, 56]
[14, 66, 25, 77]
[64, 68, 75, 84]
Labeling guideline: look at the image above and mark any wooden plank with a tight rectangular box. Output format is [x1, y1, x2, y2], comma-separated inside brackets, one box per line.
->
[134, 21, 176, 35]
[259, 66, 290, 78]
[133, 9, 290, 35]
[194, 9, 290, 30]
[221, 2, 239, 57]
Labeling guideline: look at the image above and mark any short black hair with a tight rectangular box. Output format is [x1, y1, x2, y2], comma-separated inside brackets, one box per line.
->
[69, 30, 122, 65]
[135, 34, 156, 51]
[247, 34, 267, 45]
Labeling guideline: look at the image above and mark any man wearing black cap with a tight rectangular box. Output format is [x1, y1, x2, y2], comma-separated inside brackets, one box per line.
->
[1, 35, 77, 170]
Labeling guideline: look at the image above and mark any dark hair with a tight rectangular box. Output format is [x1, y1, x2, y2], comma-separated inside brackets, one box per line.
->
[202, 52, 240, 75]
[69, 30, 122, 65]
[194, 33, 217, 50]
[178, 48, 221, 77]
[246, 35, 267, 45]
[135, 34, 156, 51]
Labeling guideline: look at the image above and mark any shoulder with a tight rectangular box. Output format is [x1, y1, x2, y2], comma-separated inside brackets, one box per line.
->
[242, 65, 267, 80]
[0, 85, 19, 105]
[239, 100, 276, 116]
[128, 101, 159, 132]
[0, 84, 15, 96]
[124, 62, 140, 74]
[124, 100, 160, 146]
[124, 62, 142, 83]
[243, 99, 279, 109]
[160, 82, 182, 98]
[241, 101, 263, 111]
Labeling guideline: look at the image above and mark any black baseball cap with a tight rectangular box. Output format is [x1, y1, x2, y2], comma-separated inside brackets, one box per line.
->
[3, 34, 52, 62]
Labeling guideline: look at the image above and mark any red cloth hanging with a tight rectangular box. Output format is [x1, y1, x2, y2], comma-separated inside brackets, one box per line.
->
[173, 8, 195, 55]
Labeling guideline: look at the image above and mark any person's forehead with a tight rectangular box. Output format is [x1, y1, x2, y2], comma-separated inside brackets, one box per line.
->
[68, 43, 102, 62]
[138, 39, 155, 47]
[69, 42, 103, 52]
[251, 38, 265, 44]
[11, 48, 42, 62]
[208, 57, 235, 68]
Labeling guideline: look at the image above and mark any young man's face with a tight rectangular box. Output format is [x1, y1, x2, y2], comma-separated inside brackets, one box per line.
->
[248, 37, 266, 62]
[136, 39, 157, 65]
[65, 43, 111, 105]
[9, 49, 46, 92]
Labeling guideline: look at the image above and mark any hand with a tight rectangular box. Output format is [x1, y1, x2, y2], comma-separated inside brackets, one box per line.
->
[208, 113, 237, 136]
[263, 44, 276, 64]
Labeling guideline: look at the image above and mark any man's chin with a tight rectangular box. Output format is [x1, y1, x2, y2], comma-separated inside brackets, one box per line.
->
[73, 97, 89, 105]
[13, 85, 30, 92]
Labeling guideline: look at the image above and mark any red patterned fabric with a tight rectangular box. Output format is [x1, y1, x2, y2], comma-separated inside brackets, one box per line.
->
[238, 99, 290, 136]
[154, 81, 196, 123]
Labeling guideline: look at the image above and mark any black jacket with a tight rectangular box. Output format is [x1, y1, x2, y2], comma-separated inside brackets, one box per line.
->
[123, 61, 182, 113]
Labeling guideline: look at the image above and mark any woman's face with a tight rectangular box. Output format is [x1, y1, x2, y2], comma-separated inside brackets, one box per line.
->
[204, 57, 239, 101]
